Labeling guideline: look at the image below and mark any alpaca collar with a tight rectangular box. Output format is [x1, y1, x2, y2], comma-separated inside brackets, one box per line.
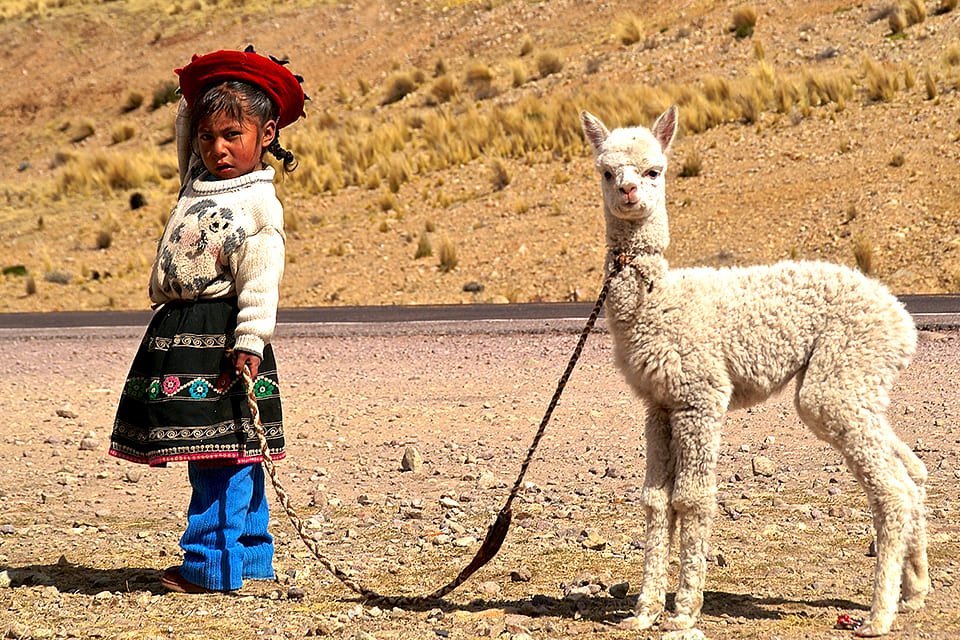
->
[611, 246, 660, 268]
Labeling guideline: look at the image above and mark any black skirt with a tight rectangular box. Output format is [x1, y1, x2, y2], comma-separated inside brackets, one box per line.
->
[109, 298, 284, 466]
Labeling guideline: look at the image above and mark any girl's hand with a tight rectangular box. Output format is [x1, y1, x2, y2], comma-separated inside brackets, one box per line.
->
[234, 351, 261, 380]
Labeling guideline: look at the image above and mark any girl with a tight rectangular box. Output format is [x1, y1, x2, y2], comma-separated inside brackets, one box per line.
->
[109, 47, 305, 593]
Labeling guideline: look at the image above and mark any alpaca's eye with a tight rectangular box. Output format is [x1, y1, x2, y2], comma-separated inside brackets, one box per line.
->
[646, 169, 661, 179]
[603, 170, 613, 180]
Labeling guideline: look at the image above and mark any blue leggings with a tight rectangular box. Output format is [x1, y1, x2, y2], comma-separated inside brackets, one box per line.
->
[179, 462, 275, 591]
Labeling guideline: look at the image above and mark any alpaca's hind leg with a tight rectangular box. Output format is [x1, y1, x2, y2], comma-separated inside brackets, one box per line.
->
[891, 438, 928, 611]
[661, 405, 723, 631]
[632, 407, 676, 630]
[797, 389, 914, 637]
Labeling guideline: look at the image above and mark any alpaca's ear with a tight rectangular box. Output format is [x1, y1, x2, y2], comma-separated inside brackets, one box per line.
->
[580, 111, 609, 154]
[651, 105, 678, 152]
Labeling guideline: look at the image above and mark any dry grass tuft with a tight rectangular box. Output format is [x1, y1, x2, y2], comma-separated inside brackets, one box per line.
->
[614, 14, 643, 46]
[923, 68, 938, 99]
[679, 151, 702, 178]
[414, 234, 432, 259]
[95, 230, 112, 250]
[944, 45, 960, 66]
[853, 237, 875, 274]
[902, 0, 926, 24]
[508, 60, 527, 88]
[863, 57, 899, 102]
[430, 74, 458, 103]
[68, 120, 95, 144]
[121, 91, 144, 113]
[519, 35, 534, 57]
[889, 152, 905, 167]
[732, 5, 758, 39]
[382, 72, 418, 105]
[437, 236, 458, 272]
[490, 159, 511, 191]
[536, 51, 564, 78]
[150, 80, 178, 111]
[110, 123, 136, 145]
[25, 276, 37, 296]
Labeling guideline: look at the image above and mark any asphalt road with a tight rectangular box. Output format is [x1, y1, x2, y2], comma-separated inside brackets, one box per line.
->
[0, 295, 957, 332]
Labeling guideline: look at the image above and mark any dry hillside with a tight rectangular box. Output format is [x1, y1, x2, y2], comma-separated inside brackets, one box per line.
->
[0, 0, 959, 312]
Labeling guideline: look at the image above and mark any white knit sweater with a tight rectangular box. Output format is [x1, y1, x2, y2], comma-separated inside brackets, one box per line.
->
[149, 103, 285, 358]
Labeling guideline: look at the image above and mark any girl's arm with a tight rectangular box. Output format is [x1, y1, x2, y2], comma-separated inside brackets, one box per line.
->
[229, 225, 285, 361]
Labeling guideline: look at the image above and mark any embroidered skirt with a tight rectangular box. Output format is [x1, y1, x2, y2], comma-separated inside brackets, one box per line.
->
[109, 298, 284, 467]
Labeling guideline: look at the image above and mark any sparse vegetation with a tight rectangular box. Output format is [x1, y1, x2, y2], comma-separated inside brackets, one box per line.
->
[923, 68, 938, 99]
[430, 74, 458, 103]
[679, 151, 702, 177]
[888, 7, 908, 34]
[44, 270, 72, 285]
[121, 91, 144, 113]
[149, 80, 178, 111]
[437, 236, 458, 272]
[95, 229, 112, 250]
[853, 237, 875, 274]
[863, 57, 899, 102]
[25, 276, 37, 296]
[615, 14, 643, 46]
[508, 60, 527, 88]
[519, 35, 534, 57]
[902, 0, 926, 25]
[731, 5, 758, 39]
[889, 152, 905, 167]
[110, 123, 136, 145]
[68, 120, 95, 144]
[490, 159, 510, 191]
[414, 234, 432, 259]
[382, 72, 418, 105]
[536, 51, 564, 77]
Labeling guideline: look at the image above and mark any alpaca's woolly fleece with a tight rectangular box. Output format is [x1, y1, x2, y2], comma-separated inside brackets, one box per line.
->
[581, 107, 927, 637]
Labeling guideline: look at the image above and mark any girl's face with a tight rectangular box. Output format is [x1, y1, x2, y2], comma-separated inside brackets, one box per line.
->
[197, 111, 276, 180]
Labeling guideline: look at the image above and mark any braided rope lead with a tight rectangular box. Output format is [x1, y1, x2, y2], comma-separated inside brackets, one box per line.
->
[242, 263, 620, 605]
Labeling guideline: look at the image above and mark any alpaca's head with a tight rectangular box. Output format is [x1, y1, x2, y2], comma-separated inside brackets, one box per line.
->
[580, 107, 677, 222]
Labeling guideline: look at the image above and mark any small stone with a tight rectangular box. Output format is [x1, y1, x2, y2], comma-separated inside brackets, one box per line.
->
[124, 469, 142, 483]
[603, 466, 621, 479]
[663, 629, 707, 640]
[581, 530, 607, 551]
[510, 567, 532, 582]
[401, 446, 423, 473]
[439, 496, 460, 509]
[453, 536, 477, 547]
[867, 539, 877, 557]
[56, 406, 79, 419]
[716, 553, 728, 567]
[478, 581, 501, 597]
[477, 470, 498, 489]
[357, 494, 375, 506]
[462, 281, 484, 293]
[751, 455, 776, 477]
[287, 586, 306, 600]
[609, 581, 629, 598]
[79, 438, 100, 452]
[0, 524, 14, 535]
[0, 570, 11, 588]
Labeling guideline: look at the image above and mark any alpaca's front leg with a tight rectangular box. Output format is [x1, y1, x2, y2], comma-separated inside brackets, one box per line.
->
[663, 407, 723, 631]
[632, 406, 675, 630]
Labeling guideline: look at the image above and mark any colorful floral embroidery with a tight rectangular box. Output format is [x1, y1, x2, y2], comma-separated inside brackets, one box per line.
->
[148, 379, 161, 400]
[124, 377, 147, 399]
[253, 377, 278, 398]
[162, 375, 181, 396]
[188, 378, 211, 399]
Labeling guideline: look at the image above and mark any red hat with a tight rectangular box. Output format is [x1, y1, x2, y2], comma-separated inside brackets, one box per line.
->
[176, 47, 306, 129]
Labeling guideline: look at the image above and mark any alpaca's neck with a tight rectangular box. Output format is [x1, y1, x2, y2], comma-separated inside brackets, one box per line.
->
[605, 206, 670, 260]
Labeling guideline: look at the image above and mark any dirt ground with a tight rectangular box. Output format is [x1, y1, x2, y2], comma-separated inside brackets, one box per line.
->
[0, 320, 957, 639]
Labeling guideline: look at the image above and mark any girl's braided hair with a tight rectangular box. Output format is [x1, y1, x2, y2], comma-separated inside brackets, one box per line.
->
[190, 80, 298, 173]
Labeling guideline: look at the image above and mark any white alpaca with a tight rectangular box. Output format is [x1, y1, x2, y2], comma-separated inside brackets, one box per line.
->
[580, 107, 927, 637]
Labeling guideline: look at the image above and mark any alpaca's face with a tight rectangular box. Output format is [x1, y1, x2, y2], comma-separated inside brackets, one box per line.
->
[581, 108, 678, 221]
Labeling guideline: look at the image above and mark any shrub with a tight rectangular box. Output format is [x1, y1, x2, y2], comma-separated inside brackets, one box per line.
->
[382, 72, 417, 105]
[69, 120, 95, 144]
[95, 230, 112, 250]
[414, 234, 432, 259]
[25, 276, 37, 296]
[902, 0, 926, 24]
[437, 236, 458, 272]
[615, 14, 643, 45]
[508, 60, 527, 87]
[111, 123, 136, 145]
[732, 5, 757, 39]
[944, 45, 960, 66]
[434, 59, 447, 77]
[536, 50, 564, 77]
[2, 265, 27, 277]
[519, 35, 534, 56]
[923, 68, 938, 99]
[150, 80, 179, 110]
[853, 237, 874, 274]
[863, 58, 898, 102]
[679, 151, 702, 178]
[465, 62, 494, 86]
[490, 159, 510, 190]
[430, 75, 458, 103]
[889, 152, 905, 167]
[121, 91, 144, 112]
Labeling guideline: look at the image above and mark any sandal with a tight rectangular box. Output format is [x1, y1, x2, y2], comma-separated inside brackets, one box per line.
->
[160, 566, 217, 594]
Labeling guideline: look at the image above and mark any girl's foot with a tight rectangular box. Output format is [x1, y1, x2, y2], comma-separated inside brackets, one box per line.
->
[160, 567, 217, 594]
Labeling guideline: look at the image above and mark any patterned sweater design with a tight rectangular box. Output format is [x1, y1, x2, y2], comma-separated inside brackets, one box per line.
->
[149, 163, 286, 359]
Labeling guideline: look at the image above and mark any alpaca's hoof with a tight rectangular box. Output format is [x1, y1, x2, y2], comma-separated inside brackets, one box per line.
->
[661, 612, 697, 631]
[853, 616, 892, 637]
[621, 608, 661, 631]
[898, 594, 926, 613]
